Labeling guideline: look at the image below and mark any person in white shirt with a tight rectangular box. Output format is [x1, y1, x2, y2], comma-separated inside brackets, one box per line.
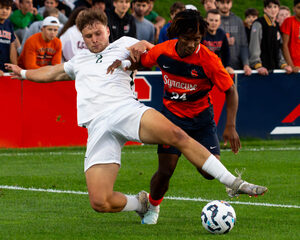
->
[5, 8, 267, 221]
[58, 6, 87, 61]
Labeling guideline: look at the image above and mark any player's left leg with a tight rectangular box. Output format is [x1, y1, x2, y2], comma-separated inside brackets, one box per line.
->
[139, 108, 268, 197]
[142, 153, 179, 224]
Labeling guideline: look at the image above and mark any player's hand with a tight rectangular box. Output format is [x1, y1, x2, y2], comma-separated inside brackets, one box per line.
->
[0, 70, 4, 77]
[243, 65, 252, 76]
[107, 60, 122, 74]
[4, 63, 22, 79]
[225, 66, 234, 74]
[228, 36, 235, 46]
[127, 42, 148, 62]
[284, 65, 293, 74]
[257, 67, 269, 76]
[293, 66, 300, 73]
[223, 125, 241, 154]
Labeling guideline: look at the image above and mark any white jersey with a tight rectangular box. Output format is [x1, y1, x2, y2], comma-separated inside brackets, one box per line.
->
[64, 36, 139, 126]
[60, 25, 87, 61]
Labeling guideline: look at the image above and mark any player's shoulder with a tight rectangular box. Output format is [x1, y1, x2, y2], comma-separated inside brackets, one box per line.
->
[154, 39, 176, 51]
[110, 36, 139, 48]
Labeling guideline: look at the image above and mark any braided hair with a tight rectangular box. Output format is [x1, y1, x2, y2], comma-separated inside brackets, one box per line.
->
[167, 9, 208, 39]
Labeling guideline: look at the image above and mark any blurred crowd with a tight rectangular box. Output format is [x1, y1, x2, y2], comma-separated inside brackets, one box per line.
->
[1, 0, 300, 76]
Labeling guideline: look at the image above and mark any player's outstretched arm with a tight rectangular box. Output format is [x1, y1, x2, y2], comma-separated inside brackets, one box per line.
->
[128, 40, 154, 62]
[5, 63, 71, 83]
[107, 40, 155, 74]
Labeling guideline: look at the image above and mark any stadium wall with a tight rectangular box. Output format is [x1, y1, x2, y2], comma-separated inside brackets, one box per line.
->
[0, 71, 299, 148]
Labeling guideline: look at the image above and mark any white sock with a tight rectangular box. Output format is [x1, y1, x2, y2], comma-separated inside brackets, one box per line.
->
[149, 203, 160, 212]
[201, 155, 236, 187]
[121, 195, 141, 212]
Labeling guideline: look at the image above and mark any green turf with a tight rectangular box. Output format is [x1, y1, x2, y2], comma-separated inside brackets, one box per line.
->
[0, 140, 299, 239]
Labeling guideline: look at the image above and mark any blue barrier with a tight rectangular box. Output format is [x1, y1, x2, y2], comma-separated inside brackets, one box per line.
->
[136, 71, 300, 139]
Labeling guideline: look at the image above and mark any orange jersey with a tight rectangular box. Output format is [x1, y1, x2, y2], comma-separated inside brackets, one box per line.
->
[18, 32, 62, 69]
[141, 39, 234, 118]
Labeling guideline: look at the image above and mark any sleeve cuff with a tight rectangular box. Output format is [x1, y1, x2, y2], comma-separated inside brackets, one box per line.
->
[254, 63, 262, 69]
[280, 63, 287, 69]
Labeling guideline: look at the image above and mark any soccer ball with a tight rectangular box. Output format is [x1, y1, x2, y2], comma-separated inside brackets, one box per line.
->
[201, 200, 236, 234]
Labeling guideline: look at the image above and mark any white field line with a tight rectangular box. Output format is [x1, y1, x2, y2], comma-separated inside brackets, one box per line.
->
[0, 146, 299, 157]
[0, 185, 299, 209]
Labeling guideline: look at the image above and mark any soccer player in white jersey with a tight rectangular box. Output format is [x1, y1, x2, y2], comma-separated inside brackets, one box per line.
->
[5, 9, 267, 221]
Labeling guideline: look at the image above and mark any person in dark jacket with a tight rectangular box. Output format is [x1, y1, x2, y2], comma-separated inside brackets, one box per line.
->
[106, 0, 136, 42]
[249, 0, 292, 75]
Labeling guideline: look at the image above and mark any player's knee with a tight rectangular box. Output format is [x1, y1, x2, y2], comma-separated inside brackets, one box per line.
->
[90, 198, 111, 213]
[157, 168, 174, 180]
[167, 126, 189, 147]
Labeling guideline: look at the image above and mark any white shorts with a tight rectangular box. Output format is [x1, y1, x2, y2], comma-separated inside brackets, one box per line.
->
[84, 100, 151, 172]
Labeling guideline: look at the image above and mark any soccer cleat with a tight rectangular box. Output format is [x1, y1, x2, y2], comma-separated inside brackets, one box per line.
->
[135, 190, 149, 219]
[226, 169, 268, 198]
[141, 206, 160, 224]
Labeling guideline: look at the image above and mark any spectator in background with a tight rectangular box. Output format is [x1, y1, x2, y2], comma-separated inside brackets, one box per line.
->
[105, 0, 114, 10]
[185, 4, 197, 10]
[202, 9, 232, 73]
[38, 0, 68, 25]
[18, 16, 62, 69]
[106, 0, 136, 43]
[281, 0, 300, 73]
[277, 6, 291, 27]
[58, 6, 87, 61]
[13, 0, 20, 9]
[249, 0, 292, 75]
[92, 0, 106, 11]
[215, 0, 251, 75]
[33, 0, 43, 8]
[132, 0, 155, 43]
[74, 0, 92, 9]
[10, 0, 43, 42]
[145, 0, 165, 42]
[244, 8, 259, 43]
[0, 0, 18, 76]
[158, 1, 185, 44]
[20, 7, 62, 53]
[200, 0, 216, 12]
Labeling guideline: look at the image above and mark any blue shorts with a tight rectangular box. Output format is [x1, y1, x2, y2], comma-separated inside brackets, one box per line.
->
[158, 105, 220, 156]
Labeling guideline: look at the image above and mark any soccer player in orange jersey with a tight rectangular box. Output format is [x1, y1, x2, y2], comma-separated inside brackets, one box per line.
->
[139, 10, 241, 224]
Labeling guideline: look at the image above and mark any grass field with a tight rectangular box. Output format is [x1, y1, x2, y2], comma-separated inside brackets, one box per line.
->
[0, 140, 299, 240]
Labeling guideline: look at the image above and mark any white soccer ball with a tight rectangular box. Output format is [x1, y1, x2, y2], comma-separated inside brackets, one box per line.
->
[201, 200, 236, 234]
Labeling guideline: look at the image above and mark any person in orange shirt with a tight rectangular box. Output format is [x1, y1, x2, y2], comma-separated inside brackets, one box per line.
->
[18, 16, 62, 69]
